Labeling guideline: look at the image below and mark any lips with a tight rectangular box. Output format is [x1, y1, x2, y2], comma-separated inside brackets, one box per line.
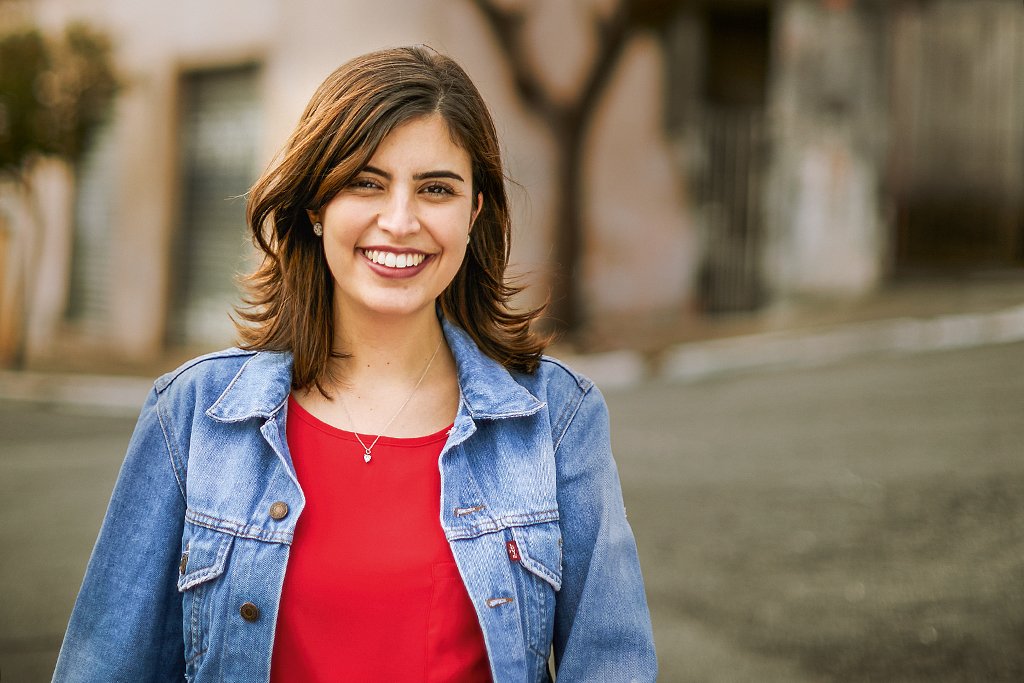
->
[358, 247, 433, 278]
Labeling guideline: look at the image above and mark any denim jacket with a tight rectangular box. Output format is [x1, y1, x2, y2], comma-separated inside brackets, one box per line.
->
[53, 318, 657, 682]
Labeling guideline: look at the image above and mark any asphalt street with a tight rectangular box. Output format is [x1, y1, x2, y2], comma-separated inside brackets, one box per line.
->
[2, 340, 1021, 681]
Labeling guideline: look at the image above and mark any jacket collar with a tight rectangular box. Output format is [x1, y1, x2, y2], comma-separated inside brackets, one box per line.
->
[442, 317, 545, 419]
[206, 351, 294, 422]
[207, 316, 543, 423]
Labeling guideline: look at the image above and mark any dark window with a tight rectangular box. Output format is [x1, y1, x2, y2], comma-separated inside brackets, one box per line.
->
[170, 64, 261, 346]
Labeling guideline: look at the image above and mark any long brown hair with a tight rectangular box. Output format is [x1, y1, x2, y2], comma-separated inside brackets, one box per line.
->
[236, 46, 547, 392]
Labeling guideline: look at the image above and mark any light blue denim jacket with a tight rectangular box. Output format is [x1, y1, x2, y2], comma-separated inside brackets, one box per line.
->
[54, 318, 657, 682]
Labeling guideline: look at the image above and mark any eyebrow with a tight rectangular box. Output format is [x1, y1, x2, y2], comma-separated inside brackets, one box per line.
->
[362, 165, 466, 183]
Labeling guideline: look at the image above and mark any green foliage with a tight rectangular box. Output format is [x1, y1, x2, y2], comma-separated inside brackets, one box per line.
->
[0, 28, 47, 174]
[0, 22, 118, 177]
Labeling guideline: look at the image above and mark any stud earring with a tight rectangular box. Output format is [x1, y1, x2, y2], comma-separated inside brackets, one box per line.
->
[466, 234, 471, 244]
[313, 222, 323, 237]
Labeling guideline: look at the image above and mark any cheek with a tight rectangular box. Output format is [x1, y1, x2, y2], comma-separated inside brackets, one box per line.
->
[320, 224, 359, 280]
[321, 195, 373, 232]
[322, 211, 356, 240]
[434, 206, 474, 242]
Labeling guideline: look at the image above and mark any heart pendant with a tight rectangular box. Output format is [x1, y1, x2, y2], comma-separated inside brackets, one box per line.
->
[363, 451, 372, 463]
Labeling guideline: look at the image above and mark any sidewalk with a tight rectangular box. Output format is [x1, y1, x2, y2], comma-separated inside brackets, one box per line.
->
[3, 274, 1023, 414]
[561, 273, 1024, 388]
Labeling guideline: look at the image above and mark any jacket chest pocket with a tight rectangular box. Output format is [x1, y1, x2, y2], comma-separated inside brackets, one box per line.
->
[505, 521, 562, 661]
[178, 525, 234, 678]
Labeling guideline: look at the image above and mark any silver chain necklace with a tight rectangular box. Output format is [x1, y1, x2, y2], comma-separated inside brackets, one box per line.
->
[337, 337, 444, 463]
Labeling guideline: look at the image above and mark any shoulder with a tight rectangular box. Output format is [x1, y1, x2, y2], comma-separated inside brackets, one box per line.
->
[150, 347, 293, 425]
[516, 354, 596, 403]
[514, 355, 607, 443]
[537, 355, 594, 393]
[153, 347, 258, 395]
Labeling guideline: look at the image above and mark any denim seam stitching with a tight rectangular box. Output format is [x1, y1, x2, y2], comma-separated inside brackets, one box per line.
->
[185, 646, 207, 667]
[155, 390, 187, 500]
[550, 399, 574, 451]
[185, 510, 293, 543]
[539, 356, 593, 393]
[154, 347, 255, 392]
[511, 526, 563, 590]
[178, 534, 232, 591]
[512, 528, 536, 658]
[187, 581, 205, 671]
[552, 384, 592, 456]
[444, 511, 560, 540]
[519, 553, 562, 591]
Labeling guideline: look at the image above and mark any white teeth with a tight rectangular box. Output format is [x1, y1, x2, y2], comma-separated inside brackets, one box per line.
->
[362, 249, 426, 268]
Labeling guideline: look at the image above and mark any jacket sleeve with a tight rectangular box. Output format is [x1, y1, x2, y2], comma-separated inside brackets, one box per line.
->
[551, 383, 658, 680]
[53, 387, 187, 682]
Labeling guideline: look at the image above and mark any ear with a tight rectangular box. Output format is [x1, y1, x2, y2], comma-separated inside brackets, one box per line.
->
[469, 192, 484, 229]
[306, 209, 319, 225]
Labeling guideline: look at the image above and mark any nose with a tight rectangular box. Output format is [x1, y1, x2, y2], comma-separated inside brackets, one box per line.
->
[377, 190, 419, 237]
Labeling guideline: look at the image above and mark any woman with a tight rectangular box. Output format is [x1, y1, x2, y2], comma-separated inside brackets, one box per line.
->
[54, 46, 656, 682]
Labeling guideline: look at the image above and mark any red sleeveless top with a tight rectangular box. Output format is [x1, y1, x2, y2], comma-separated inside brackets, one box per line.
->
[270, 396, 492, 682]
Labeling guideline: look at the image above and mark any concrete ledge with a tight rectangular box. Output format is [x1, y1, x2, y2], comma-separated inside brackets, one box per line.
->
[558, 302, 1024, 389]
[659, 303, 1024, 384]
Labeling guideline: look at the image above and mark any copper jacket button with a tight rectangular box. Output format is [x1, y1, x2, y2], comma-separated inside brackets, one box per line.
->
[269, 501, 289, 520]
[239, 602, 260, 622]
[178, 552, 188, 574]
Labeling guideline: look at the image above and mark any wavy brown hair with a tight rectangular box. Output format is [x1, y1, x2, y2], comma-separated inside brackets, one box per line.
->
[236, 46, 547, 392]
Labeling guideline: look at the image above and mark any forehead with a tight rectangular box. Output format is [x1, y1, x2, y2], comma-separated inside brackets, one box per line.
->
[368, 114, 471, 169]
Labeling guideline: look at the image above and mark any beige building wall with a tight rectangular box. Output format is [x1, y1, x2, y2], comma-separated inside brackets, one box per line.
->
[586, 34, 694, 318]
[17, 0, 694, 365]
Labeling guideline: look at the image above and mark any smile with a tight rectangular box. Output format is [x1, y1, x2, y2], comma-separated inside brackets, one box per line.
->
[360, 248, 428, 269]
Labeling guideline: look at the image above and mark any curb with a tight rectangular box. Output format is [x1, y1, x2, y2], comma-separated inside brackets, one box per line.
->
[565, 303, 1024, 390]
[3, 303, 1024, 414]
[0, 370, 152, 417]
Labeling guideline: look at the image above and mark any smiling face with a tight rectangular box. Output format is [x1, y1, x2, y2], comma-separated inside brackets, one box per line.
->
[310, 114, 482, 326]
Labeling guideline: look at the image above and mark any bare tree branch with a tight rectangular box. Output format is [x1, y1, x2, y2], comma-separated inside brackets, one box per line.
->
[470, 0, 562, 121]
[470, 0, 633, 131]
[575, 1, 631, 126]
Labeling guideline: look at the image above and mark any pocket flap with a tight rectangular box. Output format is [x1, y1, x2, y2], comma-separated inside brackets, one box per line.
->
[177, 525, 234, 592]
[510, 522, 562, 591]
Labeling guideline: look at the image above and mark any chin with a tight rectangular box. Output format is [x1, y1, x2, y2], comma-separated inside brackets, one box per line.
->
[359, 297, 437, 319]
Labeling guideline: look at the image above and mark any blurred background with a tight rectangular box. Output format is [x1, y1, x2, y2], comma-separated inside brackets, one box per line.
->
[1, 0, 1023, 680]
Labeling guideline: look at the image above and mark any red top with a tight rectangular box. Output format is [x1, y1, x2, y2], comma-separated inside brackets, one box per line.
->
[270, 397, 492, 683]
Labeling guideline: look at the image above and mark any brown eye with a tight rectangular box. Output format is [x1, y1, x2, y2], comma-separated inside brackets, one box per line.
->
[423, 183, 455, 196]
[348, 178, 380, 190]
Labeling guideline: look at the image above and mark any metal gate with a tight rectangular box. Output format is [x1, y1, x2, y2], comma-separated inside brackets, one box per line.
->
[666, 4, 771, 314]
[693, 106, 767, 313]
[888, 0, 1024, 267]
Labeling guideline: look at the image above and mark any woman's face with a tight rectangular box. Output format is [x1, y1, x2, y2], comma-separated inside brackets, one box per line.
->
[310, 114, 481, 324]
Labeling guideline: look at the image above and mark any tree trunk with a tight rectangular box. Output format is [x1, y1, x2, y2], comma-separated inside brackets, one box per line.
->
[549, 119, 586, 336]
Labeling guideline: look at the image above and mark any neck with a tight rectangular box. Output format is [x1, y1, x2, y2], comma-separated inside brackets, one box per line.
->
[332, 304, 445, 386]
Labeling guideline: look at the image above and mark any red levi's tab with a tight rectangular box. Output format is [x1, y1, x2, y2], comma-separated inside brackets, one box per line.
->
[506, 540, 521, 562]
